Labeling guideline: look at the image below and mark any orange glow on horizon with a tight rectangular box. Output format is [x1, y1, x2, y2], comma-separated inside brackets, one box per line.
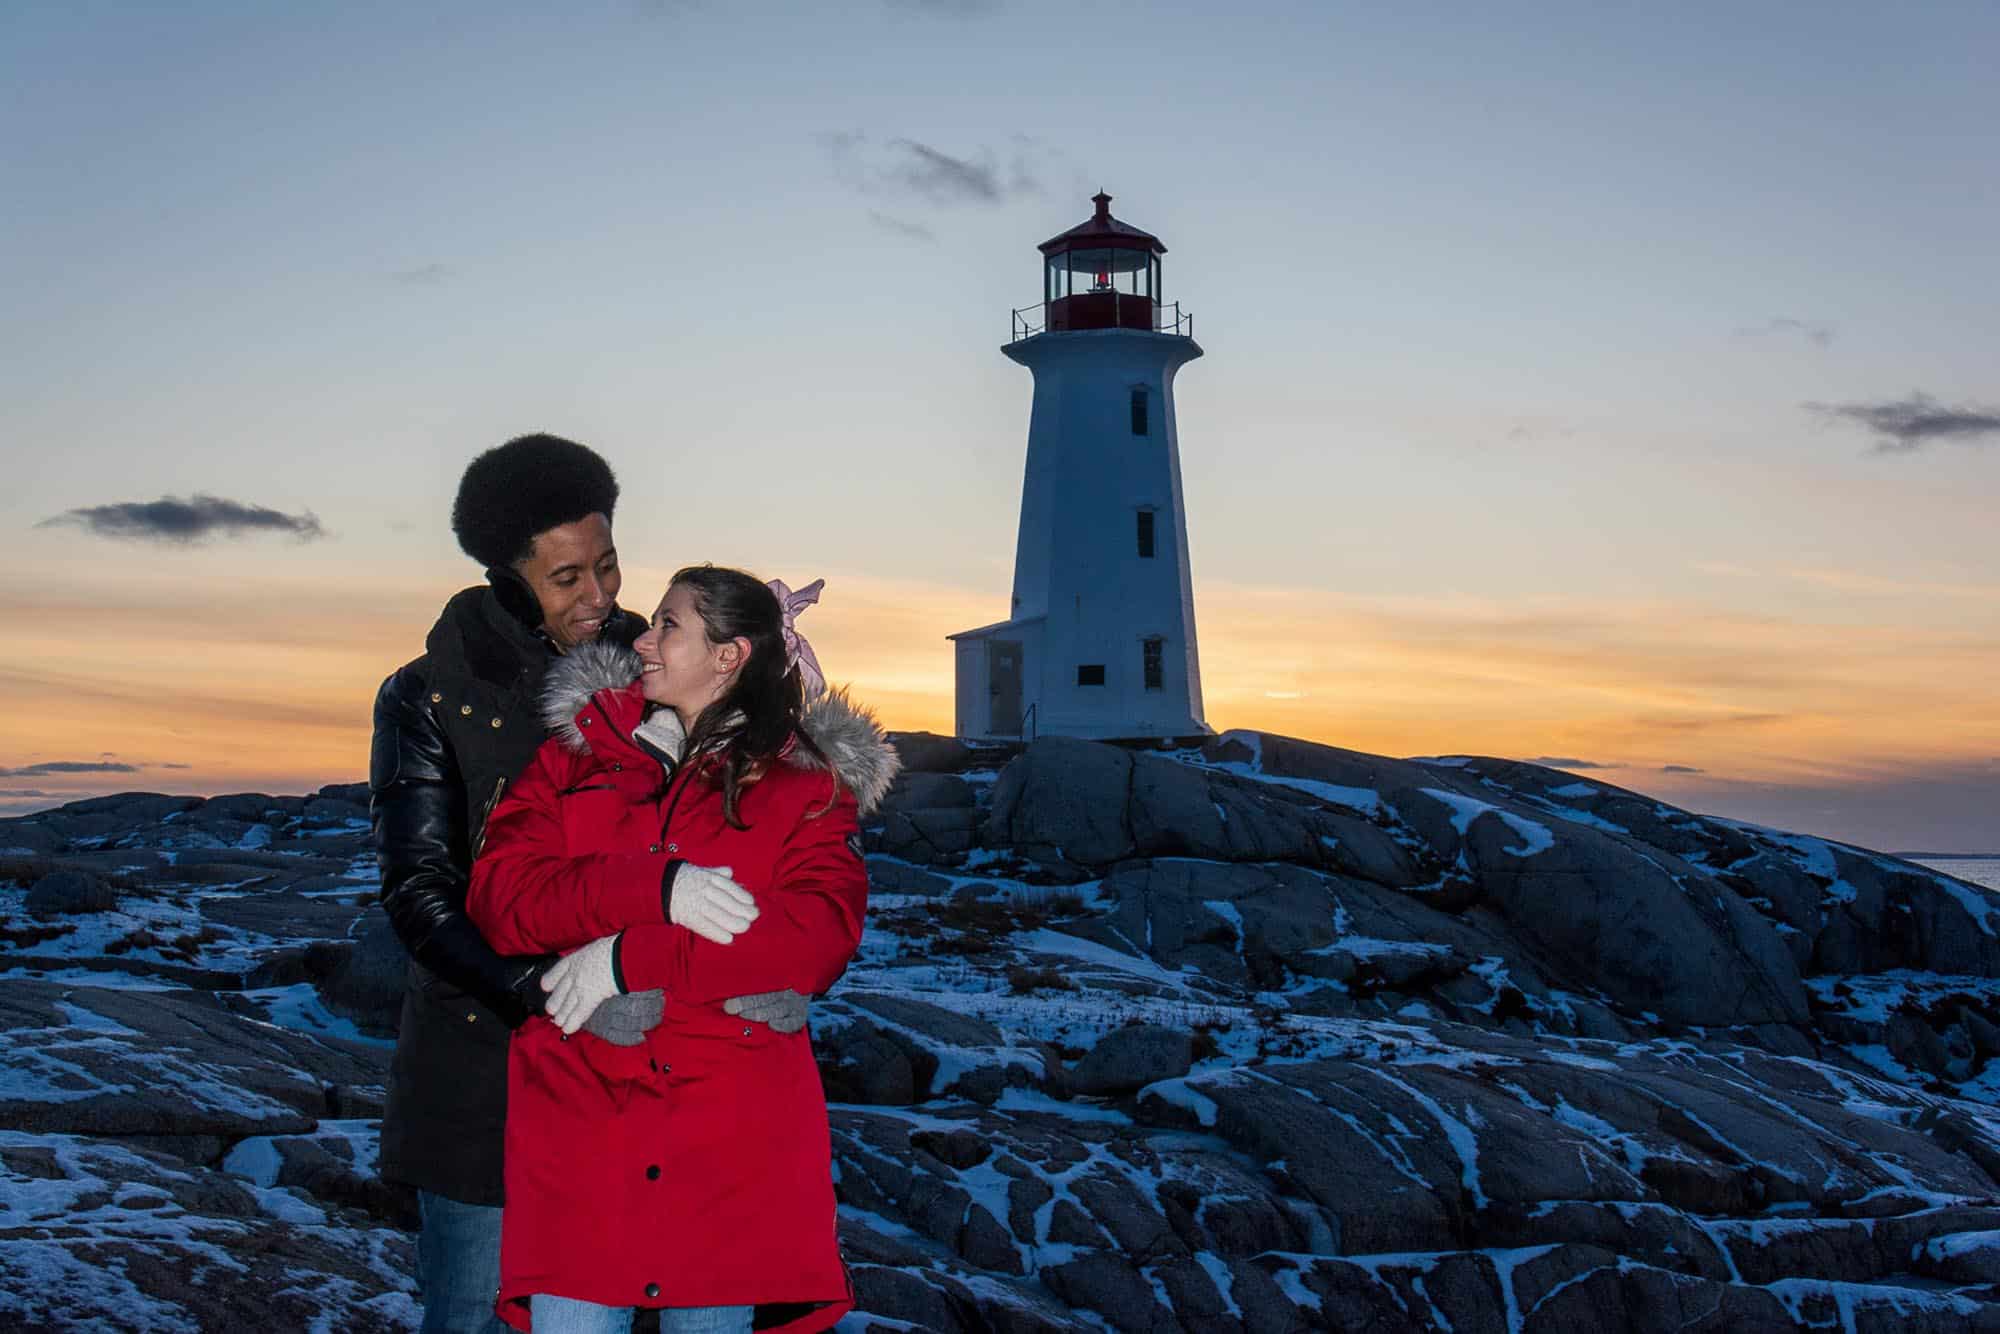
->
[2, 569, 1994, 819]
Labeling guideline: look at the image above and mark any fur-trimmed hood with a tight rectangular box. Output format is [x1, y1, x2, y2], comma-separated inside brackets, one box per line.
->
[538, 641, 902, 815]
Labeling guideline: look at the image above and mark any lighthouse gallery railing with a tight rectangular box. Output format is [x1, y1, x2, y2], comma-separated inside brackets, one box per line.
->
[1009, 300, 1194, 343]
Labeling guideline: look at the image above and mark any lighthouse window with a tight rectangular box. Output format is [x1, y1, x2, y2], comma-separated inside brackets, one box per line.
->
[1143, 638, 1164, 691]
[1077, 664, 1106, 687]
[1130, 388, 1149, 436]
[1136, 509, 1156, 558]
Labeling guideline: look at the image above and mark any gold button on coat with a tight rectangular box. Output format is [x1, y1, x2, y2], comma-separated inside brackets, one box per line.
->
[460, 705, 473, 716]
[490, 717, 503, 729]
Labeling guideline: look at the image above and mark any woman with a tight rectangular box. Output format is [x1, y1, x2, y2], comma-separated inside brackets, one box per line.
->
[466, 566, 899, 1333]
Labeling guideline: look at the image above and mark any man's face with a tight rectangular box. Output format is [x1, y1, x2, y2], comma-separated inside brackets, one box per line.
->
[515, 513, 620, 649]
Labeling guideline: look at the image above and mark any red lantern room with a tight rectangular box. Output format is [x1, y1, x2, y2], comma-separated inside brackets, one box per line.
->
[1036, 192, 1171, 334]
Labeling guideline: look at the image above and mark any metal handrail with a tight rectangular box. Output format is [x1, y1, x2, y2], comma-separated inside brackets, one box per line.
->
[1009, 298, 1194, 343]
[1020, 702, 1037, 741]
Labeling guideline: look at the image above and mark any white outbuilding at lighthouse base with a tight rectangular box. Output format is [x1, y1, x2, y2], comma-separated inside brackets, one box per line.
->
[951, 193, 1208, 743]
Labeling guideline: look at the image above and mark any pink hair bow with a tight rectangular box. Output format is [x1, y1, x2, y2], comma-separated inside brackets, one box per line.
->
[767, 577, 826, 698]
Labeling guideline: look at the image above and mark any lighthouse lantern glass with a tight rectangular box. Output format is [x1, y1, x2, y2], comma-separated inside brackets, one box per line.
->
[1051, 247, 1154, 301]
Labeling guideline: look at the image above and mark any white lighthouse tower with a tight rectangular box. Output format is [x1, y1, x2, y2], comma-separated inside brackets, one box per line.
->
[950, 193, 1207, 742]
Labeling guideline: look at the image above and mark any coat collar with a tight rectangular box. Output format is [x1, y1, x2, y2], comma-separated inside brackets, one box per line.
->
[424, 571, 642, 691]
[538, 645, 902, 815]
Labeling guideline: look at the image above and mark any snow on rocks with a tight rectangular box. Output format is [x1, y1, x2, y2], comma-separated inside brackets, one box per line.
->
[10, 736, 2000, 1331]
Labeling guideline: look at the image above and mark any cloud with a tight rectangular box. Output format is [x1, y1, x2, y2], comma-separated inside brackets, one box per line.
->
[1524, 756, 1611, 770]
[39, 494, 328, 544]
[0, 788, 51, 798]
[824, 132, 1041, 206]
[388, 262, 454, 286]
[1638, 713, 1789, 733]
[0, 760, 140, 777]
[867, 210, 938, 244]
[1808, 392, 2000, 453]
[1736, 317, 1834, 348]
[1661, 764, 1705, 774]
[159, 762, 193, 770]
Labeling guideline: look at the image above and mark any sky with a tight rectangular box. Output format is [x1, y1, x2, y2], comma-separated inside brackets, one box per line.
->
[3, 1, 1996, 853]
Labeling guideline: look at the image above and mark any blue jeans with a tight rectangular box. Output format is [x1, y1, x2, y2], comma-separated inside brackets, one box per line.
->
[530, 1295, 753, 1334]
[416, 1191, 507, 1334]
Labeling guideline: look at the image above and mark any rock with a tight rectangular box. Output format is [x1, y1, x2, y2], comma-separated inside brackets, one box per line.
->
[1070, 1025, 1193, 1096]
[887, 732, 974, 774]
[12, 749, 2000, 1332]
[315, 782, 371, 806]
[878, 807, 983, 862]
[184, 793, 287, 826]
[45, 793, 204, 822]
[24, 870, 118, 916]
[301, 796, 369, 827]
[0, 980, 387, 1147]
[1919, 1229, 2000, 1285]
[864, 857, 954, 896]
[316, 910, 406, 1035]
[1462, 806, 1812, 1029]
[987, 739, 1135, 864]
[881, 772, 976, 811]
[0, 1131, 417, 1331]
[1042, 1251, 1178, 1331]
[203, 887, 369, 944]
[818, 1021, 921, 1104]
[0, 820, 64, 855]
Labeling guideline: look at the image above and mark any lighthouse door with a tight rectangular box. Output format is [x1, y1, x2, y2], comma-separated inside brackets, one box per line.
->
[987, 640, 1024, 735]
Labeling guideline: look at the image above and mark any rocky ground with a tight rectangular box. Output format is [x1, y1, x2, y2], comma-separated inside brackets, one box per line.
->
[5, 733, 2000, 1330]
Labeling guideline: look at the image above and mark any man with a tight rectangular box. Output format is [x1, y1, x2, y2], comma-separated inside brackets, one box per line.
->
[370, 434, 801, 1333]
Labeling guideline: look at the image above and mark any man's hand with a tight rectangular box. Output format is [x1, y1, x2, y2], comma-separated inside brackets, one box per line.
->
[723, 989, 809, 1035]
[668, 864, 758, 945]
[583, 989, 664, 1046]
[542, 934, 623, 1035]
[497, 954, 558, 1030]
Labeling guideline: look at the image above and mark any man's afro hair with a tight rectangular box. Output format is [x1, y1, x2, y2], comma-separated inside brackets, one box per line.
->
[451, 433, 620, 569]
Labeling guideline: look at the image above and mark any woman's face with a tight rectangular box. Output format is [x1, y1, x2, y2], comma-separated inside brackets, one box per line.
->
[634, 582, 742, 718]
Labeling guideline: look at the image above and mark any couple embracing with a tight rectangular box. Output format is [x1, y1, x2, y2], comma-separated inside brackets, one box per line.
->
[369, 434, 897, 1333]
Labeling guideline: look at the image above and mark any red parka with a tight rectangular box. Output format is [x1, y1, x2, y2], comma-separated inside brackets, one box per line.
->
[466, 641, 899, 1331]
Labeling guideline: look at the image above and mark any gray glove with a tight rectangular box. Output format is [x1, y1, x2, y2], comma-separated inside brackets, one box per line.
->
[723, 989, 810, 1035]
[582, 989, 664, 1047]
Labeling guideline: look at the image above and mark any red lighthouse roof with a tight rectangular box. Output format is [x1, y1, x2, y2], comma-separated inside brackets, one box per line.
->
[1037, 192, 1167, 257]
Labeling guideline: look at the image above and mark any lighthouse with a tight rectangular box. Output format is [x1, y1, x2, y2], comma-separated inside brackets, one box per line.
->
[950, 193, 1208, 742]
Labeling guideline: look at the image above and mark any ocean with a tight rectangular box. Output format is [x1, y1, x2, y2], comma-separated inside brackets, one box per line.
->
[1912, 858, 2000, 893]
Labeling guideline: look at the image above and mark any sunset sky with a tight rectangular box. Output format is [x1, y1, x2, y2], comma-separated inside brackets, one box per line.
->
[4, 2, 1996, 852]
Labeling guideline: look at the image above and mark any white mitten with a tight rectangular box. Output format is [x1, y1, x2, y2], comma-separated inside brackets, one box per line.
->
[542, 934, 623, 1035]
[668, 864, 758, 945]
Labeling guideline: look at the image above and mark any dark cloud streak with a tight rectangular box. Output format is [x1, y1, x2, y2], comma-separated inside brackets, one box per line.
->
[1737, 317, 1834, 347]
[824, 132, 1042, 207]
[867, 211, 938, 243]
[1524, 756, 1611, 770]
[388, 263, 454, 286]
[39, 494, 328, 545]
[0, 761, 140, 777]
[1808, 393, 2000, 454]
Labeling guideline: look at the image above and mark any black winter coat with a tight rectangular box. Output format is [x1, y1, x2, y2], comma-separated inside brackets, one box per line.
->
[369, 570, 645, 1205]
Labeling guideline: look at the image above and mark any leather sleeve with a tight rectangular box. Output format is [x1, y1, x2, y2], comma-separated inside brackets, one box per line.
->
[369, 666, 549, 1027]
